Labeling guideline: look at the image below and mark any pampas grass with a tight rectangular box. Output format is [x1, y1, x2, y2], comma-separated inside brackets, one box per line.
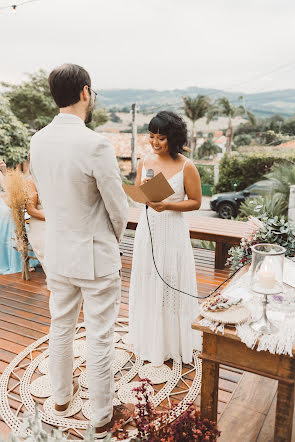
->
[4, 169, 31, 280]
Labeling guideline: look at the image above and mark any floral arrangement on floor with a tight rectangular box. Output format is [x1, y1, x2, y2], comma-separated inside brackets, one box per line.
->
[4, 169, 31, 280]
[227, 215, 295, 272]
[0, 380, 220, 442]
[129, 379, 220, 441]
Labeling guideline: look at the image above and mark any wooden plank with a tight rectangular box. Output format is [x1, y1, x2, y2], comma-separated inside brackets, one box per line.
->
[218, 403, 266, 442]
[0, 234, 240, 437]
[228, 372, 277, 415]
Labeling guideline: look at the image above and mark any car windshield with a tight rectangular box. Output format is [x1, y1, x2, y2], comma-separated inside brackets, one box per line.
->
[244, 181, 272, 195]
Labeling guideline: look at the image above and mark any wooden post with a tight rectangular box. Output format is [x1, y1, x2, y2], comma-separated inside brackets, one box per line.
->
[274, 381, 295, 442]
[200, 333, 219, 422]
[131, 103, 137, 175]
[288, 185, 295, 223]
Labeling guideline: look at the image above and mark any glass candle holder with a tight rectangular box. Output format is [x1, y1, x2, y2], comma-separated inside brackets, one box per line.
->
[250, 243, 286, 334]
[251, 243, 285, 295]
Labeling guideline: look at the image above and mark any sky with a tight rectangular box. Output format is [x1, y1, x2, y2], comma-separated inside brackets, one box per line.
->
[0, 0, 295, 93]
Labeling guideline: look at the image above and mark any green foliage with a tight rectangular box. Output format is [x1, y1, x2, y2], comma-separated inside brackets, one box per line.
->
[234, 114, 295, 141]
[2, 69, 58, 131]
[228, 215, 295, 271]
[0, 97, 29, 167]
[233, 134, 252, 147]
[0, 404, 112, 441]
[182, 95, 211, 123]
[260, 130, 288, 146]
[197, 139, 222, 159]
[264, 162, 295, 213]
[109, 111, 122, 123]
[137, 123, 149, 134]
[196, 164, 214, 185]
[87, 108, 108, 130]
[214, 153, 295, 193]
[207, 96, 256, 126]
[282, 116, 295, 136]
[238, 195, 286, 219]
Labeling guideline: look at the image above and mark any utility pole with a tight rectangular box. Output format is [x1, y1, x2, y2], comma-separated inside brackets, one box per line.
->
[131, 103, 137, 176]
[288, 185, 295, 223]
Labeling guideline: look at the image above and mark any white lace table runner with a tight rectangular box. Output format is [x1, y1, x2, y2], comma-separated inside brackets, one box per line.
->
[199, 272, 295, 356]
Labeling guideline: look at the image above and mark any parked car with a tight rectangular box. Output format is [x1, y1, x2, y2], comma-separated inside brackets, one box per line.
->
[210, 180, 273, 219]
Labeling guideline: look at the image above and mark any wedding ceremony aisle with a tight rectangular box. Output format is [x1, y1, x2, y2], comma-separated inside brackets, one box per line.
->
[0, 233, 250, 440]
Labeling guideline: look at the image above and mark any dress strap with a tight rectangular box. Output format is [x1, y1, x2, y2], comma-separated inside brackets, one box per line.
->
[182, 159, 189, 171]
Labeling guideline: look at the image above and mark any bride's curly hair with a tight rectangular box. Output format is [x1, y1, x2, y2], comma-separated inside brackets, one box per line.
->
[148, 111, 188, 159]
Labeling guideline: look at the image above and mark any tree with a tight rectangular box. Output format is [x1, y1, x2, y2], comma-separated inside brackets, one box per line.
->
[2, 69, 58, 132]
[197, 134, 222, 159]
[87, 108, 108, 130]
[207, 97, 256, 153]
[182, 95, 211, 159]
[233, 134, 253, 147]
[0, 97, 30, 167]
[109, 111, 122, 123]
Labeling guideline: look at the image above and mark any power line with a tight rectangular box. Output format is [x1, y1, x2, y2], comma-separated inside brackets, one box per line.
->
[0, 0, 39, 12]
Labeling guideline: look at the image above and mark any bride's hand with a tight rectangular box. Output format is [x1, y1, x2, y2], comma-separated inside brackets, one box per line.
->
[141, 178, 152, 185]
[146, 201, 169, 212]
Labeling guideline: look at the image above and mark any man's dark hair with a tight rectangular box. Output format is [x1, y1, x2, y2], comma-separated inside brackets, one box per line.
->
[48, 64, 91, 108]
[148, 111, 188, 159]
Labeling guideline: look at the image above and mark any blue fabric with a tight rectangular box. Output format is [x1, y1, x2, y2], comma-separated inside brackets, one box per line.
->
[0, 193, 39, 275]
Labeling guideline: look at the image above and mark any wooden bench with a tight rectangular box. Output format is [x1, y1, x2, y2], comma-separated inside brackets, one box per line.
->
[127, 207, 250, 269]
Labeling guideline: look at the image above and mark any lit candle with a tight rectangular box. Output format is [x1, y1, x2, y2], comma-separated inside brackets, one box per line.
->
[258, 258, 276, 290]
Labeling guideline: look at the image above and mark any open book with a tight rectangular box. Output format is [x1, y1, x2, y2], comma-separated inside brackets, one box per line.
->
[123, 172, 175, 204]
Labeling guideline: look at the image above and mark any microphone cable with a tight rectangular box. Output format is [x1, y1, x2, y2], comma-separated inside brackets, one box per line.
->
[145, 204, 244, 300]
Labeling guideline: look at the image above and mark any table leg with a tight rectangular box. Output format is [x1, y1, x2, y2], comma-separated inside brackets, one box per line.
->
[200, 358, 219, 423]
[215, 242, 229, 270]
[274, 381, 295, 441]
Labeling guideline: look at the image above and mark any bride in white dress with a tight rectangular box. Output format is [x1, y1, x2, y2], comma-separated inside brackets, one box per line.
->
[129, 111, 202, 366]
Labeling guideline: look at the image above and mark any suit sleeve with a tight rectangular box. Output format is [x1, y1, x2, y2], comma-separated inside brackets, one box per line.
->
[92, 138, 129, 242]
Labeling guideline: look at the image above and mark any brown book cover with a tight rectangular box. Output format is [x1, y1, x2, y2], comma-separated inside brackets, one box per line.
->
[123, 172, 175, 204]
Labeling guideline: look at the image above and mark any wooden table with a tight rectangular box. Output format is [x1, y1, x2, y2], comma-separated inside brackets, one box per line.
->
[127, 207, 250, 269]
[192, 316, 295, 441]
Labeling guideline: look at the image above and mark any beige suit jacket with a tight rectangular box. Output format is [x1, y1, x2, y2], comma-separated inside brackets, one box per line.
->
[30, 113, 128, 280]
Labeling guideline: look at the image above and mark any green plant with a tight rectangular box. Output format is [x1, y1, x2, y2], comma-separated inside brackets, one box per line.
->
[260, 130, 288, 146]
[264, 162, 295, 214]
[110, 111, 122, 123]
[214, 153, 295, 194]
[197, 138, 222, 159]
[182, 95, 211, 159]
[2, 69, 58, 131]
[196, 164, 214, 185]
[207, 96, 256, 152]
[0, 404, 113, 441]
[238, 195, 286, 219]
[233, 134, 253, 147]
[0, 97, 30, 167]
[227, 216, 295, 271]
[87, 108, 108, 130]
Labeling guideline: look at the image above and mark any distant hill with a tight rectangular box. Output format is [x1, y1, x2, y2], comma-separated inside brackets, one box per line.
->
[98, 87, 295, 118]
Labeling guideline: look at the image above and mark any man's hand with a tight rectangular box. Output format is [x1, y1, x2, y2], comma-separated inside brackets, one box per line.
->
[0, 159, 7, 175]
[146, 201, 169, 212]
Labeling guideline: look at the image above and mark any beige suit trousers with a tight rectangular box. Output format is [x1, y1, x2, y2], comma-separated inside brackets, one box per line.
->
[47, 271, 121, 427]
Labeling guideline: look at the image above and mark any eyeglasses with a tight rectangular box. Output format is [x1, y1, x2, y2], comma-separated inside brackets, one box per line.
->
[88, 86, 98, 101]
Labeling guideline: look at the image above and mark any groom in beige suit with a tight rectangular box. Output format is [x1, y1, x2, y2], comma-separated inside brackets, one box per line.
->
[30, 64, 132, 437]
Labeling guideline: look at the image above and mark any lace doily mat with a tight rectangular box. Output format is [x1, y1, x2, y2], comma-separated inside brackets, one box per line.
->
[199, 270, 295, 356]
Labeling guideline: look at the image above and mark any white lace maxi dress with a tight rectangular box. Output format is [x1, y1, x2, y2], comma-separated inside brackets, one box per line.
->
[129, 161, 202, 366]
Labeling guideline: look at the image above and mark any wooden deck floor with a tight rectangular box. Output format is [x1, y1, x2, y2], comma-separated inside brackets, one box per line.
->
[0, 234, 244, 438]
